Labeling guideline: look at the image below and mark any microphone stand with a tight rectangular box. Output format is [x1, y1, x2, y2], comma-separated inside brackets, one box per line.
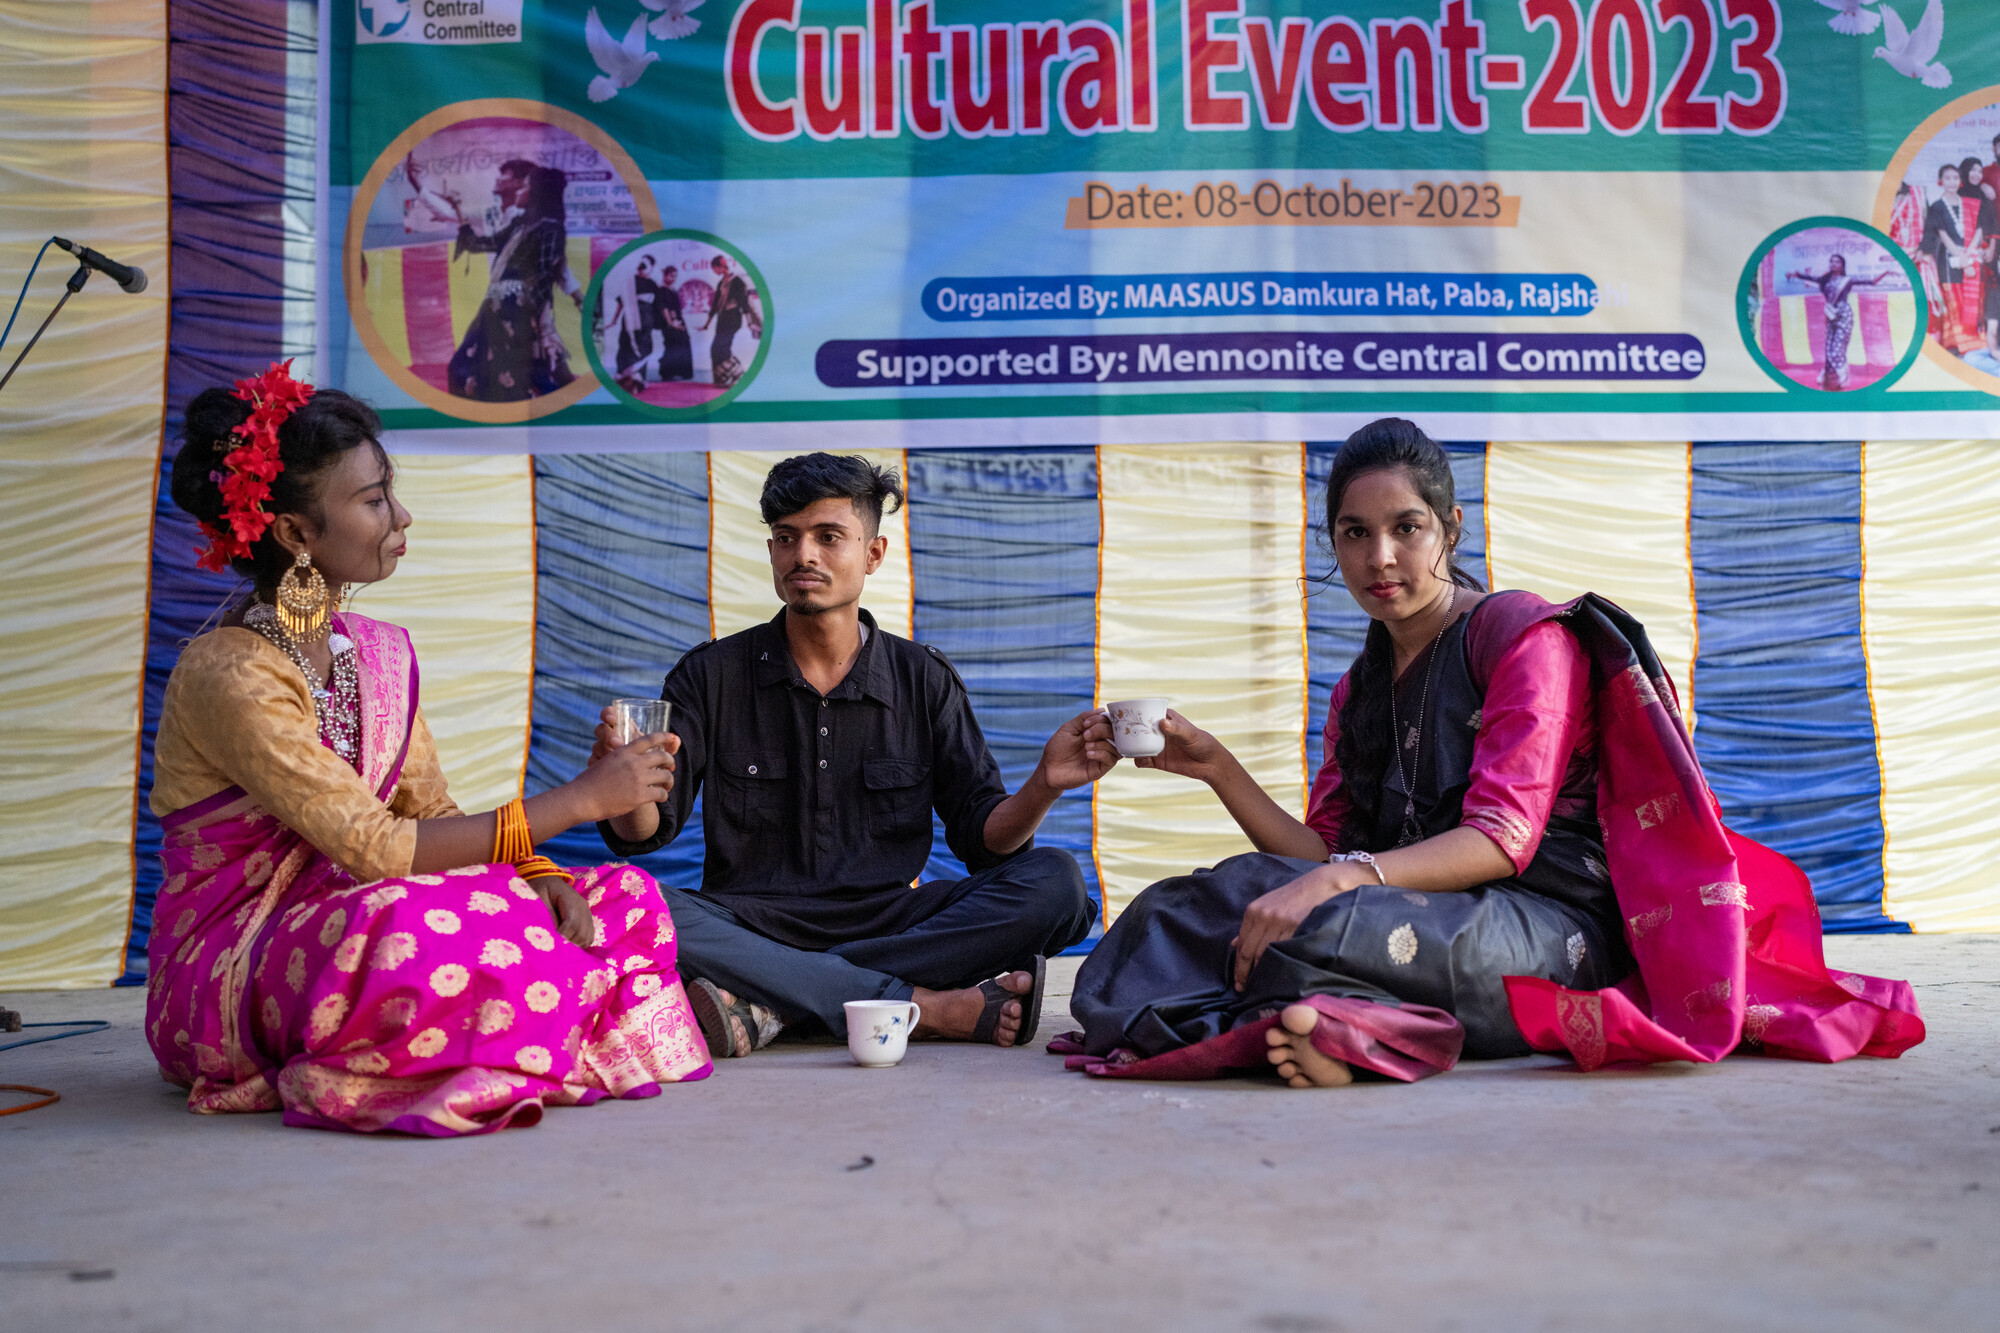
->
[0, 261, 92, 395]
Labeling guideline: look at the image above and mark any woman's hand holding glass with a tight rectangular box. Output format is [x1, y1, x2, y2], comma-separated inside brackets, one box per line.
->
[573, 711, 677, 822]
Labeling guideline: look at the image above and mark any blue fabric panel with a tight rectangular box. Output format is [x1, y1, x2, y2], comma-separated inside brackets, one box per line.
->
[528, 453, 711, 892]
[1303, 441, 1487, 798]
[906, 448, 1105, 950]
[1690, 443, 1900, 932]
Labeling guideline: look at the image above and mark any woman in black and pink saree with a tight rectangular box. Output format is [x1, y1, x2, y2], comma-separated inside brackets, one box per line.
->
[1060, 419, 1923, 1088]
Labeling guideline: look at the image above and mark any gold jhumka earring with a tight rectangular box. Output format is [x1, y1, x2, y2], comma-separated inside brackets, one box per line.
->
[276, 550, 332, 642]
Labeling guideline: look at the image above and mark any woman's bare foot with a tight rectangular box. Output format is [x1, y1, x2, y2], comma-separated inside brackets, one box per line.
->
[912, 972, 1035, 1046]
[1264, 1003, 1354, 1088]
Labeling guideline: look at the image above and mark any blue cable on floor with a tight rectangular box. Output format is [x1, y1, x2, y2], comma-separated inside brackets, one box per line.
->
[0, 1020, 109, 1053]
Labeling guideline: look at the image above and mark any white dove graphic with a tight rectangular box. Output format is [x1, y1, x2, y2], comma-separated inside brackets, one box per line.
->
[585, 8, 659, 103]
[640, 0, 704, 41]
[1816, 0, 1881, 35]
[1875, 0, 1951, 88]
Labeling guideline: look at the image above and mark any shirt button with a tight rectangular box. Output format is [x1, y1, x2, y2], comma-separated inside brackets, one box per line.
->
[747, 765, 758, 775]
[818, 759, 827, 769]
[819, 727, 828, 736]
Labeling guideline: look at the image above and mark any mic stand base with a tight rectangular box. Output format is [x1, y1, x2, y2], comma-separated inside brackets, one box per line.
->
[0, 263, 91, 395]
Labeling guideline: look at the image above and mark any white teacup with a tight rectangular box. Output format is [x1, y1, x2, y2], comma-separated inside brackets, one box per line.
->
[1103, 697, 1171, 758]
[845, 999, 921, 1067]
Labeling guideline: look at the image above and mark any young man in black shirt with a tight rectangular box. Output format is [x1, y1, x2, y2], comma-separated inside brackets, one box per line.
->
[595, 453, 1112, 1056]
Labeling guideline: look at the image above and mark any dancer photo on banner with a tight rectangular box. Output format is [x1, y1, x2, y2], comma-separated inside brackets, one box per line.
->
[585, 230, 770, 416]
[342, 101, 659, 422]
[1742, 223, 1920, 393]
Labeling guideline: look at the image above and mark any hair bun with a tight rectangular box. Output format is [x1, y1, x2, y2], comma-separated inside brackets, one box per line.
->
[167, 382, 383, 582]
[169, 387, 255, 527]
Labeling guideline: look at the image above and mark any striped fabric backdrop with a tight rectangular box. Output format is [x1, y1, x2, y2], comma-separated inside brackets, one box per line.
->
[63, 436, 2000, 989]
[6, 3, 2000, 991]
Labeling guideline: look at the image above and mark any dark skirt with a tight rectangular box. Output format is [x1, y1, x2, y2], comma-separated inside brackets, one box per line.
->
[656, 321, 694, 380]
[448, 299, 573, 401]
[1073, 853, 1634, 1061]
[710, 311, 742, 372]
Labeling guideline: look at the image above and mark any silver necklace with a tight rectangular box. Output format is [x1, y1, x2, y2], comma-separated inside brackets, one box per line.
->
[244, 601, 361, 764]
[1389, 585, 1456, 845]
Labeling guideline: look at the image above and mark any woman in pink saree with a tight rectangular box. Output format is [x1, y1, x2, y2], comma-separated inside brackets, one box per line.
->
[1064, 419, 1924, 1086]
[147, 364, 710, 1134]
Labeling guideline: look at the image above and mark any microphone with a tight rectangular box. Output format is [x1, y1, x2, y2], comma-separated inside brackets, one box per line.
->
[51, 237, 147, 294]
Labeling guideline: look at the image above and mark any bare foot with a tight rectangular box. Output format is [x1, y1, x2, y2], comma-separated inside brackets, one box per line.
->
[1263, 1003, 1354, 1088]
[912, 972, 1034, 1046]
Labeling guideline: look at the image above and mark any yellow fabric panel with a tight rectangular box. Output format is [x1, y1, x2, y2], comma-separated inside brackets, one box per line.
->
[344, 456, 536, 815]
[448, 247, 487, 350]
[361, 247, 411, 369]
[1885, 291, 1917, 365]
[707, 450, 912, 642]
[1093, 443, 1308, 923]
[1779, 295, 1811, 366]
[0, 2, 166, 986]
[1861, 441, 2000, 931]
[1485, 443, 1698, 728]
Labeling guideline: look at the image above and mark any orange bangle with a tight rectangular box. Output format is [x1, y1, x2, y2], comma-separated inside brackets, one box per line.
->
[515, 855, 574, 885]
[492, 797, 531, 866]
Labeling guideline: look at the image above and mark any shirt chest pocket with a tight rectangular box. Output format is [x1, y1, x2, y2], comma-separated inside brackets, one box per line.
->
[862, 758, 931, 838]
[718, 753, 788, 832]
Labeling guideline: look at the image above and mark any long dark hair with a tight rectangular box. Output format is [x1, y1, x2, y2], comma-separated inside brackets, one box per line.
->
[502, 159, 568, 222]
[1326, 418, 1484, 851]
[169, 386, 385, 596]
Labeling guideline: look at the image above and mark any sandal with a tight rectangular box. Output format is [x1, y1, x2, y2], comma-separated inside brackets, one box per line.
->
[686, 978, 779, 1058]
[970, 955, 1047, 1048]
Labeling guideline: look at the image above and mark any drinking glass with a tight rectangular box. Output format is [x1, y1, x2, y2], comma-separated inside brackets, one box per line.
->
[612, 698, 670, 745]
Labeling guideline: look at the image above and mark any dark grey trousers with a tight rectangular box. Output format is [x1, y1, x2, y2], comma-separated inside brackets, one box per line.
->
[662, 846, 1094, 1036]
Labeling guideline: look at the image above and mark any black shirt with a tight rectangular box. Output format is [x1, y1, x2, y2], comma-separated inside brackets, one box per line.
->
[600, 609, 1019, 949]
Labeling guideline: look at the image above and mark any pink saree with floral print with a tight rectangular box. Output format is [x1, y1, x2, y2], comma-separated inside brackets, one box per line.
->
[144, 612, 712, 1135]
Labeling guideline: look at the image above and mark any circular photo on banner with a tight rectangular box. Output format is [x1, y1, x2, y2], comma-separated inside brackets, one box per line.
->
[583, 231, 771, 416]
[343, 100, 660, 422]
[1737, 218, 1924, 394]
[1873, 89, 2000, 392]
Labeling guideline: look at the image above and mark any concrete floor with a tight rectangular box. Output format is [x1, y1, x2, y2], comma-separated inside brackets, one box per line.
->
[2, 935, 1995, 1332]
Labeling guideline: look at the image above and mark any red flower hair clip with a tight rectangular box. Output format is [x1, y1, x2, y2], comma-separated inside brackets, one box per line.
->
[195, 359, 315, 573]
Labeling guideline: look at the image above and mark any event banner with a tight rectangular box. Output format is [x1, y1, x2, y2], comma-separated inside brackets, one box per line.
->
[322, 0, 2000, 447]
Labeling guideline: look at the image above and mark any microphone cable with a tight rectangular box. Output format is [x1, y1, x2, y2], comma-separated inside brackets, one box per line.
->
[0, 238, 57, 357]
[0, 1016, 110, 1117]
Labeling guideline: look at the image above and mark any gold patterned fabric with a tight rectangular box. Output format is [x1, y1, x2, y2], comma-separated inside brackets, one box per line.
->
[152, 628, 459, 883]
[145, 613, 713, 1134]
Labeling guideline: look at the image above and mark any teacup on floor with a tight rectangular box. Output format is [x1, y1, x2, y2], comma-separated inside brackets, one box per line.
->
[844, 999, 920, 1067]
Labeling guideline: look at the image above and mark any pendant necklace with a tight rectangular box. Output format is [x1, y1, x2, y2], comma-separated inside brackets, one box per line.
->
[1389, 585, 1456, 846]
[244, 600, 361, 764]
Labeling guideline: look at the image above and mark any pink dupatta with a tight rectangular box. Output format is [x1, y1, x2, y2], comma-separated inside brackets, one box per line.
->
[1496, 594, 1924, 1068]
